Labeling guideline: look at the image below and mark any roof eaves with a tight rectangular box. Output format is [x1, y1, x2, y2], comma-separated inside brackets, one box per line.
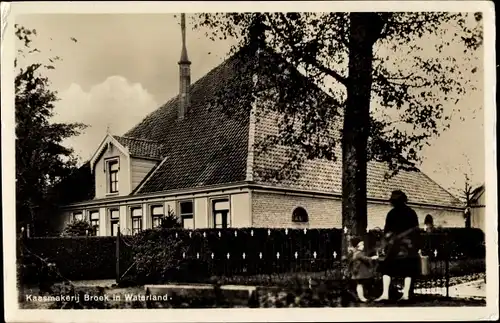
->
[417, 169, 462, 204]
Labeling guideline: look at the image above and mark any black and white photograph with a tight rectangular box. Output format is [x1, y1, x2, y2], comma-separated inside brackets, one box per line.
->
[1, 1, 497, 322]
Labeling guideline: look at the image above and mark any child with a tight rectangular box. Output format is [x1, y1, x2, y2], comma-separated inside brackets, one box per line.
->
[348, 236, 379, 302]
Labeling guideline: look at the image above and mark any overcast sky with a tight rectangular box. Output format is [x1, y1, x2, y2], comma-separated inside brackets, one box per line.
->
[15, 14, 485, 193]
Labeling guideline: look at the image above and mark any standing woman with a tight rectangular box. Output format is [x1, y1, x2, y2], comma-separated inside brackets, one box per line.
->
[376, 190, 421, 301]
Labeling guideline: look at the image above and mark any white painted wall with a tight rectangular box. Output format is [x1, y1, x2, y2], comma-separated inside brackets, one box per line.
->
[194, 197, 209, 229]
[94, 143, 131, 198]
[119, 204, 128, 234]
[231, 193, 251, 227]
[99, 207, 107, 236]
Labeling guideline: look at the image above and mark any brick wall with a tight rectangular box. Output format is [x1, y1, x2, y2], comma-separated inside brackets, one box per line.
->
[251, 191, 342, 228]
[251, 191, 464, 229]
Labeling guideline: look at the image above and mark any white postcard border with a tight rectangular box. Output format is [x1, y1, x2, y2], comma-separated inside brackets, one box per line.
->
[1, 1, 497, 322]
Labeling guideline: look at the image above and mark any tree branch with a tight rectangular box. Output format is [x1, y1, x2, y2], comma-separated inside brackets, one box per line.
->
[268, 14, 348, 86]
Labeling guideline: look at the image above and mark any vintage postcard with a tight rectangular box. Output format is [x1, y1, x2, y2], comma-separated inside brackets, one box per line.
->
[1, 1, 498, 322]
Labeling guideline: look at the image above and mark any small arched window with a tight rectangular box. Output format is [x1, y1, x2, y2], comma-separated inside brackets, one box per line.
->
[424, 214, 434, 226]
[292, 207, 309, 223]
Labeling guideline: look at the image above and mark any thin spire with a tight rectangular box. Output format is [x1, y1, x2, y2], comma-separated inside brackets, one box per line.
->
[179, 13, 190, 64]
[178, 13, 191, 119]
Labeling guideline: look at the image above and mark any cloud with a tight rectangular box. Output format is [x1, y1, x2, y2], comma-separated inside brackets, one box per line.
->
[52, 76, 159, 163]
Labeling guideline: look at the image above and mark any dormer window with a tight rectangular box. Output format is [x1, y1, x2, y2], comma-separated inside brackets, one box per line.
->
[106, 158, 119, 194]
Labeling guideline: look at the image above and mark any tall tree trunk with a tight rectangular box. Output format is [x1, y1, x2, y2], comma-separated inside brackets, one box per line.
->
[342, 13, 384, 239]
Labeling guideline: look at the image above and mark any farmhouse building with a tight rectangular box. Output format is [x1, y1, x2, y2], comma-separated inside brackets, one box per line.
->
[56, 15, 464, 236]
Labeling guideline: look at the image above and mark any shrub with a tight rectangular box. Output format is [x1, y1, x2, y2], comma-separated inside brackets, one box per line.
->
[159, 208, 182, 229]
[131, 229, 208, 284]
[61, 220, 97, 237]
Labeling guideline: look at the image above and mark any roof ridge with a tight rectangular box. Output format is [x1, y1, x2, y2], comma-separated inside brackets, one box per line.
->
[114, 135, 162, 144]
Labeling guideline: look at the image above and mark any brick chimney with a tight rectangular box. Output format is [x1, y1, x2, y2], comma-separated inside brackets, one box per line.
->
[178, 13, 191, 119]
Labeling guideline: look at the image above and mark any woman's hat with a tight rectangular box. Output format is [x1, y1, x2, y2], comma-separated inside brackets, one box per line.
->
[389, 189, 408, 205]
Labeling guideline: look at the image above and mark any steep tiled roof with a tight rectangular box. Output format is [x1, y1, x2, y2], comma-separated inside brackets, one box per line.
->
[113, 135, 164, 160]
[120, 45, 459, 209]
[366, 162, 462, 207]
[125, 49, 252, 193]
[253, 107, 462, 209]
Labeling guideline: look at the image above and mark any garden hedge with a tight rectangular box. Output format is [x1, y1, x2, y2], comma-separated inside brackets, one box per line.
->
[18, 236, 117, 282]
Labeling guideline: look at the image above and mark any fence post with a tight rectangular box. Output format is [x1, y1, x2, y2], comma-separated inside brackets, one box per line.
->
[445, 232, 450, 298]
[116, 227, 120, 284]
[19, 227, 26, 257]
[341, 227, 350, 279]
[18, 227, 26, 302]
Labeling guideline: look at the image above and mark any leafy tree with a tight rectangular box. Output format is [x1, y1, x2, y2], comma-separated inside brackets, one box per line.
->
[61, 220, 96, 237]
[193, 12, 483, 236]
[15, 24, 87, 236]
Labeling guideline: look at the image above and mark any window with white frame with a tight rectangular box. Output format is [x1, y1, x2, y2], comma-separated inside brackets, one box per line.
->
[73, 211, 83, 222]
[179, 200, 194, 229]
[89, 210, 100, 236]
[106, 159, 119, 194]
[109, 209, 120, 236]
[151, 205, 164, 228]
[131, 207, 143, 235]
[212, 199, 230, 229]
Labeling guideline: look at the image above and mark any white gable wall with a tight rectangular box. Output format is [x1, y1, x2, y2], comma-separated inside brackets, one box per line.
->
[94, 143, 131, 198]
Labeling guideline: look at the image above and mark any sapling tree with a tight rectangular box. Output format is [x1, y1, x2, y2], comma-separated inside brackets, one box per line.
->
[442, 154, 483, 228]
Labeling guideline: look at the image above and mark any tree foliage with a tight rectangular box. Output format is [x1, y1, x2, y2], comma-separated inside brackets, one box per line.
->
[193, 12, 482, 176]
[159, 208, 182, 229]
[15, 24, 87, 235]
[61, 220, 96, 237]
[192, 12, 482, 235]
